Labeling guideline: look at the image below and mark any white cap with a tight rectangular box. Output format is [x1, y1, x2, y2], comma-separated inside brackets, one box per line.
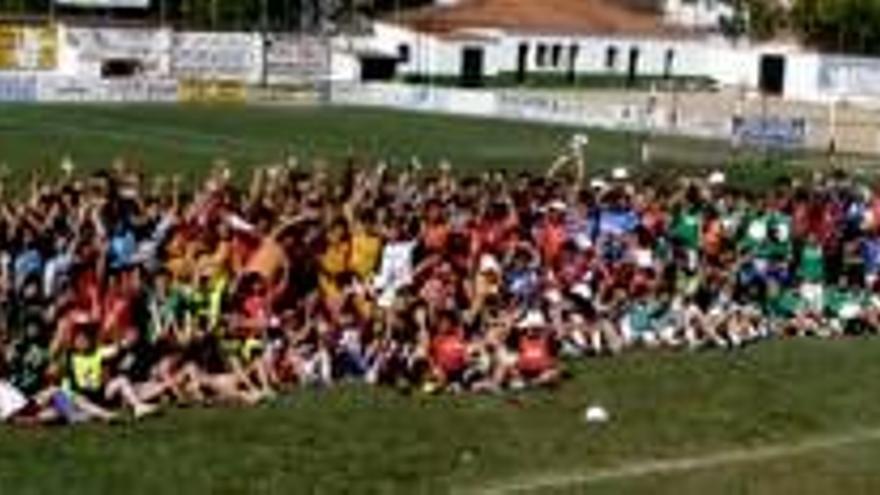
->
[547, 200, 567, 212]
[612, 167, 630, 181]
[517, 309, 547, 329]
[708, 171, 726, 185]
[590, 178, 609, 191]
[571, 133, 590, 147]
[478, 254, 501, 274]
[570, 283, 593, 301]
[633, 248, 654, 269]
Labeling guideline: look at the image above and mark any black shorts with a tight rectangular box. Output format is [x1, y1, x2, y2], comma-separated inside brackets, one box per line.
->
[77, 387, 116, 408]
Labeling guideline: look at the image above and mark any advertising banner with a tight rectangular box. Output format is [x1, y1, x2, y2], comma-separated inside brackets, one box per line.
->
[0, 25, 57, 70]
[731, 116, 807, 149]
[172, 33, 257, 80]
[178, 79, 246, 103]
[55, 0, 150, 7]
[0, 75, 37, 102]
[265, 35, 330, 85]
[818, 56, 880, 98]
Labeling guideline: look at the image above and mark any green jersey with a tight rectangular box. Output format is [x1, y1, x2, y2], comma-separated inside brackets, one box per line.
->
[672, 209, 702, 250]
[798, 243, 825, 283]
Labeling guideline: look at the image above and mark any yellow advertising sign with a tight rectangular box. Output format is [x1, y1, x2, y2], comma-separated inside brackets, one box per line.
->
[0, 25, 58, 71]
[178, 79, 246, 104]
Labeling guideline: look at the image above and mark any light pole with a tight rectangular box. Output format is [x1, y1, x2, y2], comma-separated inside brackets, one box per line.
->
[260, 0, 269, 88]
[828, 96, 838, 167]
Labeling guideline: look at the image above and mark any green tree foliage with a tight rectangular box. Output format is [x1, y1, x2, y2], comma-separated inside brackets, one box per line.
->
[744, 0, 786, 40]
[792, 0, 880, 55]
[720, 0, 786, 41]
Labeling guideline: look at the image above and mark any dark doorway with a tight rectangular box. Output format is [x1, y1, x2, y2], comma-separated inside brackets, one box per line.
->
[759, 54, 786, 96]
[360, 57, 398, 81]
[567, 44, 579, 84]
[627, 47, 640, 86]
[517, 43, 529, 84]
[460, 46, 484, 87]
[101, 59, 143, 78]
[663, 49, 675, 79]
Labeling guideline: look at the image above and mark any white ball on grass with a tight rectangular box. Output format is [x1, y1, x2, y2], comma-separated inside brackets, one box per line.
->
[584, 405, 610, 424]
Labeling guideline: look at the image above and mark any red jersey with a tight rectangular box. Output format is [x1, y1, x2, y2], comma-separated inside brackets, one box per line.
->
[101, 289, 133, 344]
[422, 222, 450, 253]
[536, 222, 567, 266]
[432, 331, 467, 374]
[518, 334, 554, 374]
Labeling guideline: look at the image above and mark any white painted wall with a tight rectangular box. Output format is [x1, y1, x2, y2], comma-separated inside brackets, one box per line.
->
[375, 22, 752, 83]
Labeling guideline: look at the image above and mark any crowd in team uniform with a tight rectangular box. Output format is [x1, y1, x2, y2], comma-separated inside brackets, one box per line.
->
[2, 143, 880, 425]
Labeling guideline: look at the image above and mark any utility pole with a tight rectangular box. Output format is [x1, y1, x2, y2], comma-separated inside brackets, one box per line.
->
[261, 0, 269, 88]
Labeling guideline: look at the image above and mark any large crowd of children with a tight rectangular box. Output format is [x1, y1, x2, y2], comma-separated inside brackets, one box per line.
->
[1, 146, 879, 424]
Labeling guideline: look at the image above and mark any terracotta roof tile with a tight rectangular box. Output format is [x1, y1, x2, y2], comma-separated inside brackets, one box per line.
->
[393, 0, 695, 37]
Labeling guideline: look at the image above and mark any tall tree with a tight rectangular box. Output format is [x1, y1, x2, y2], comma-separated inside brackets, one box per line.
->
[792, 0, 880, 55]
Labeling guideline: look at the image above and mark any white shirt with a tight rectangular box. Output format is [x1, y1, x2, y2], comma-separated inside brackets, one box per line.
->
[373, 240, 416, 308]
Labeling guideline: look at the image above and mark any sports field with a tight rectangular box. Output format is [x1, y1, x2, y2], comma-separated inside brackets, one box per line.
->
[2, 104, 880, 494]
[3, 339, 880, 494]
[0, 103, 844, 188]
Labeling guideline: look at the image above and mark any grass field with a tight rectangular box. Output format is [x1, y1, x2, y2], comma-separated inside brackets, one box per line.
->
[2, 104, 880, 494]
[0, 104, 628, 179]
[3, 339, 880, 494]
[0, 103, 858, 189]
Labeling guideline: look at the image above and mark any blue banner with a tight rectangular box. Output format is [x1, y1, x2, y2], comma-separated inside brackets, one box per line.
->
[0, 77, 37, 102]
[731, 116, 806, 150]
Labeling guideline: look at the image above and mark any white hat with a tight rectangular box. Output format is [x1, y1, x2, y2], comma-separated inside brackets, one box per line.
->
[590, 178, 609, 191]
[517, 309, 547, 329]
[612, 167, 630, 181]
[547, 200, 567, 212]
[478, 254, 501, 274]
[633, 248, 654, 269]
[708, 171, 726, 185]
[570, 283, 593, 301]
[574, 233, 593, 251]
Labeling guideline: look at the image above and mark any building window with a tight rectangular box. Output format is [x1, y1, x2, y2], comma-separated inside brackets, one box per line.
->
[605, 46, 618, 70]
[536, 43, 548, 67]
[398, 44, 411, 63]
[664, 49, 675, 78]
[551, 44, 563, 67]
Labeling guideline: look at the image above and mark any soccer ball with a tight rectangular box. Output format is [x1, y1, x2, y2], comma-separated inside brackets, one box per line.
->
[584, 405, 610, 424]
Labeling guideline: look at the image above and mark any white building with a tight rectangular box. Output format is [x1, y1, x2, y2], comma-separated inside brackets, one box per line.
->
[338, 0, 880, 103]
[343, 0, 757, 88]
